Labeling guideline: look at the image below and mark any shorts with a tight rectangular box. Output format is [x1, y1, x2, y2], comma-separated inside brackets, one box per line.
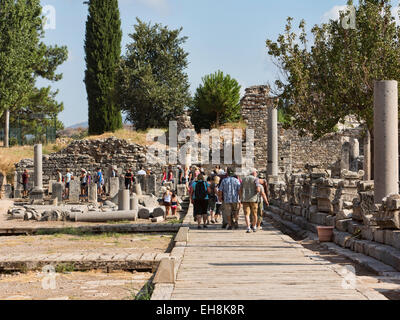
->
[81, 183, 87, 188]
[243, 202, 258, 217]
[125, 182, 131, 189]
[164, 201, 171, 207]
[223, 203, 240, 218]
[66, 182, 70, 189]
[216, 203, 222, 215]
[208, 197, 217, 213]
[23, 184, 28, 191]
[194, 199, 208, 216]
[257, 202, 264, 220]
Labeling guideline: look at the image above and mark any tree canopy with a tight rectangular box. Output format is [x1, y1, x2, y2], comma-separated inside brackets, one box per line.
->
[84, 0, 123, 135]
[190, 70, 241, 131]
[117, 18, 192, 130]
[266, 0, 400, 139]
[0, 0, 67, 134]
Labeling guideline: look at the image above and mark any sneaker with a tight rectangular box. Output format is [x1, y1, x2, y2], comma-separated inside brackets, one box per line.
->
[234, 221, 239, 229]
[227, 226, 233, 230]
[246, 228, 251, 233]
[198, 225, 202, 230]
[253, 227, 257, 233]
[211, 220, 216, 224]
[203, 225, 208, 229]
[259, 226, 263, 230]
[222, 224, 228, 229]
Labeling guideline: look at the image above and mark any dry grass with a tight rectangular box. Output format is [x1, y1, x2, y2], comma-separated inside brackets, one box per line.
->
[85, 128, 167, 146]
[0, 141, 68, 182]
[212, 121, 248, 131]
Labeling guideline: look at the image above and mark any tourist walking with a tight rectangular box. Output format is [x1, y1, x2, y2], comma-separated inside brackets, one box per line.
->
[161, 167, 167, 186]
[218, 168, 241, 230]
[163, 187, 173, 217]
[124, 168, 134, 192]
[80, 169, 88, 197]
[167, 167, 174, 184]
[96, 168, 104, 196]
[171, 192, 180, 216]
[255, 173, 269, 230]
[240, 168, 261, 233]
[190, 174, 211, 229]
[64, 169, 72, 199]
[22, 169, 30, 198]
[137, 166, 146, 175]
[110, 166, 118, 178]
[207, 176, 218, 224]
[56, 169, 62, 183]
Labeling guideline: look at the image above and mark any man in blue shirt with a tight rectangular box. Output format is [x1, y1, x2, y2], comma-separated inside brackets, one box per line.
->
[96, 168, 103, 196]
[218, 168, 241, 230]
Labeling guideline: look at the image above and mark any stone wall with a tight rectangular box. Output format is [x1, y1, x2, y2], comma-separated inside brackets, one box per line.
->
[14, 137, 164, 191]
[240, 85, 365, 177]
[268, 170, 400, 272]
[240, 85, 270, 171]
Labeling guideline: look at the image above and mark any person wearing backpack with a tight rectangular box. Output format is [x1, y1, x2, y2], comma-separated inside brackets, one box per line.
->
[190, 174, 211, 229]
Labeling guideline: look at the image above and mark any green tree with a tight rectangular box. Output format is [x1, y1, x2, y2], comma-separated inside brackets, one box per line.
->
[118, 18, 191, 130]
[266, 0, 400, 139]
[84, 0, 122, 135]
[190, 70, 241, 131]
[0, 0, 67, 146]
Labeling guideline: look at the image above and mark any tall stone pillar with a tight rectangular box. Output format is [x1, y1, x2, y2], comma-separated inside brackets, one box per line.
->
[364, 130, 371, 181]
[267, 106, 279, 180]
[30, 144, 44, 200]
[374, 80, 399, 203]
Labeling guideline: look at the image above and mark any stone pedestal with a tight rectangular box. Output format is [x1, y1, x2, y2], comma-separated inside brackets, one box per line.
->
[88, 183, 97, 203]
[118, 189, 130, 211]
[3, 184, 12, 199]
[51, 182, 63, 202]
[109, 177, 119, 199]
[374, 80, 399, 203]
[69, 180, 80, 203]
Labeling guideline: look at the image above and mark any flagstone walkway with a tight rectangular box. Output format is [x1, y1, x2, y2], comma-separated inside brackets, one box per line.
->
[171, 214, 386, 300]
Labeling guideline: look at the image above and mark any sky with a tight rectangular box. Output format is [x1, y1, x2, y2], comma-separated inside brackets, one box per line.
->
[36, 0, 398, 127]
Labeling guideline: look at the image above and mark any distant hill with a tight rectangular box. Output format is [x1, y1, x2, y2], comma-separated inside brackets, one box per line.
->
[67, 121, 88, 129]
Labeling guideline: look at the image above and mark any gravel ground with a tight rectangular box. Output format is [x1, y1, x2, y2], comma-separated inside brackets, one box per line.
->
[0, 233, 173, 256]
[0, 270, 152, 300]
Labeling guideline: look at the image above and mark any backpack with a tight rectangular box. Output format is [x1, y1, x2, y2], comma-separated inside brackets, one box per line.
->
[194, 181, 207, 200]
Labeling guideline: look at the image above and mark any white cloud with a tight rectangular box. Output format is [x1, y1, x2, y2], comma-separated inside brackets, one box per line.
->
[323, 5, 400, 26]
[322, 5, 348, 23]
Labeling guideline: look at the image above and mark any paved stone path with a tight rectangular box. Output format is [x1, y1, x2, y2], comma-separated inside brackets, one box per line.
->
[171, 216, 386, 300]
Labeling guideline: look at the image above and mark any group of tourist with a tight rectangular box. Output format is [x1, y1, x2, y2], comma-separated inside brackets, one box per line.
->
[186, 166, 269, 232]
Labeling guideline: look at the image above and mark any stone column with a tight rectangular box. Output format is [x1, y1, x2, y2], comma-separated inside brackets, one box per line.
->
[34, 144, 43, 189]
[30, 144, 44, 200]
[118, 189, 130, 211]
[88, 183, 97, 203]
[130, 194, 138, 211]
[374, 80, 399, 203]
[267, 106, 279, 180]
[364, 130, 371, 181]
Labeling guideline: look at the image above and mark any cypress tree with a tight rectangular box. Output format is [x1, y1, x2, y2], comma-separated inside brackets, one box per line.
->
[84, 0, 122, 135]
